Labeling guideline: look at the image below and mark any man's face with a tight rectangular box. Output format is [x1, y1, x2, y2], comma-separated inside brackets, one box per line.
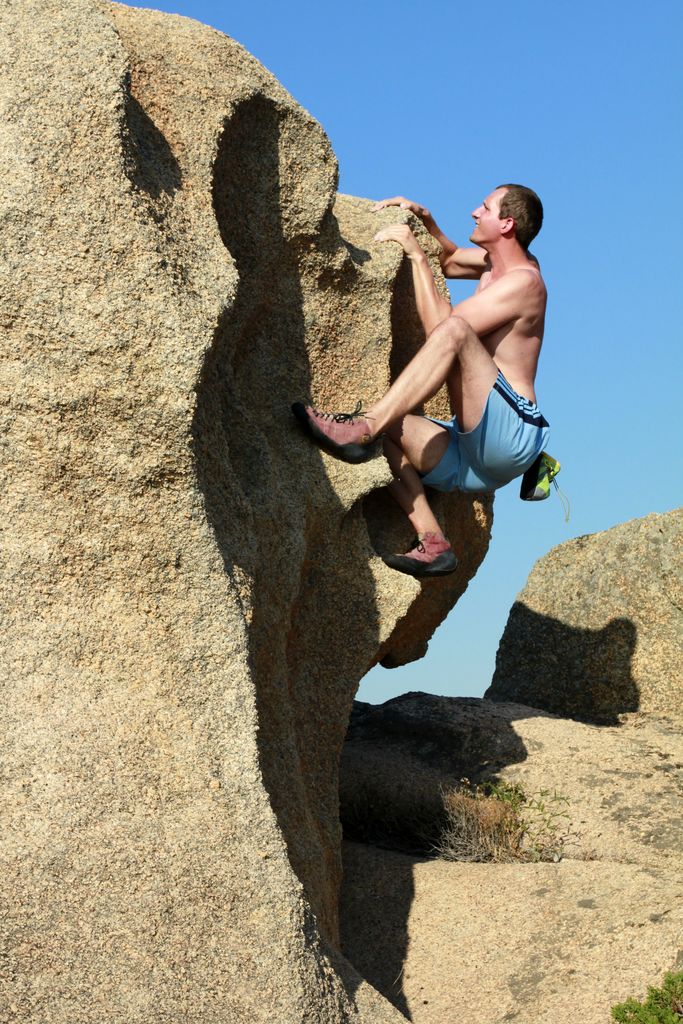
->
[469, 188, 509, 246]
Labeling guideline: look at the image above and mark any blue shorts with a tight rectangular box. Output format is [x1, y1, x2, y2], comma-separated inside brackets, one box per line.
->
[420, 371, 550, 493]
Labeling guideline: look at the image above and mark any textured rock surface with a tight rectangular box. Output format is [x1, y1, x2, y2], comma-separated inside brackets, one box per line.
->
[341, 843, 683, 1024]
[339, 698, 683, 1023]
[0, 1, 492, 1021]
[486, 509, 682, 720]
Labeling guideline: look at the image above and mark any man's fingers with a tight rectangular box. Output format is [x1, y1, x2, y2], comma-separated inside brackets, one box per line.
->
[373, 196, 429, 221]
[372, 196, 409, 212]
[373, 224, 414, 243]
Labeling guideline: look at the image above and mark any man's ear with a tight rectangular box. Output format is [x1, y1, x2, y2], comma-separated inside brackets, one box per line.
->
[499, 216, 516, 238]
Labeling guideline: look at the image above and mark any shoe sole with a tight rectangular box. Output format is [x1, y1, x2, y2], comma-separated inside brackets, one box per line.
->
[382, 551, 458, 578]
[291, 402, 381, 465]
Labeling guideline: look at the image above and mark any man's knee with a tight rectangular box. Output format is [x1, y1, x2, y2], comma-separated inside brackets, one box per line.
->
[447, 314, 477, 343]
[431, 314, 474, 354]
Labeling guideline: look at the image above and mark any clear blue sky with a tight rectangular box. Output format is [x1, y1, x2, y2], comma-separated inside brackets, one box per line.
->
[126, 0, 683, 703]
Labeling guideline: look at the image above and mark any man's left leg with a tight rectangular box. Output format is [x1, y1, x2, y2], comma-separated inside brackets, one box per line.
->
[292, 316, 498, 460]
[370, 315, 498, 435]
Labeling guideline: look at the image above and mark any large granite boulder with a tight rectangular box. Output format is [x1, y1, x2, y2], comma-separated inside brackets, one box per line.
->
[0, 1, 492, 1020]
[486, 509, 682, 720]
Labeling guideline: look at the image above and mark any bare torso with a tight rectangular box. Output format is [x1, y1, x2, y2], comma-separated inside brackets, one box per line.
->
[475, 262, 547, 404]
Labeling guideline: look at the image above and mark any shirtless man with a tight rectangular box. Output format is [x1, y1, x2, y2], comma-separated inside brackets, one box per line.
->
[292, 184, 549, 578]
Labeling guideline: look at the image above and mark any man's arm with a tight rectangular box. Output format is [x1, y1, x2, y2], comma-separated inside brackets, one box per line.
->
[373, 223, 450, 337]
[373, 196, 488, 279]
[449, 269, 542, 337]
[440, 245, 490, 280]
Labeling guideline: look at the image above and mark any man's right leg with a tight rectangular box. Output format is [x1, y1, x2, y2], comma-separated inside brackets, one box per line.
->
[383, 419, 447, 537]
[381, 417, 458, 577]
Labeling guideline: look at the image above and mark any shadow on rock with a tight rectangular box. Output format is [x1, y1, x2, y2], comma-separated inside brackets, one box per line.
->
[486, 606, 639, 723]
[339, 694, 535, 854]
[123, 93, 182, 199]
[341, 842, 417, 1021]
[338, 693, 549, 1019]
[192, 94, 384, 947]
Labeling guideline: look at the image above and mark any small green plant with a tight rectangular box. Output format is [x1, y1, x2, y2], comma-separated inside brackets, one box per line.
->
[435, 778, 574, 863]
[516, 785, 572, 861]
[611, 971, 683, 1023]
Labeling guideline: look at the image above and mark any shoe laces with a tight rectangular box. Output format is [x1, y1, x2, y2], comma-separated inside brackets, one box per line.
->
[312, 401, 371, 424]
[552, 477, 571, 523]
[541, 453, 570, 523]
[409, 536, 426, 554]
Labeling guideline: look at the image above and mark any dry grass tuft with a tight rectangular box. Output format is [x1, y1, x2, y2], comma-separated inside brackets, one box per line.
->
[438, 788, 520, 862]
[435, 780, 574, 863]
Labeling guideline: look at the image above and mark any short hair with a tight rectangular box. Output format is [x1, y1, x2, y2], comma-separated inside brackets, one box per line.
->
[496, 184, 543, 249]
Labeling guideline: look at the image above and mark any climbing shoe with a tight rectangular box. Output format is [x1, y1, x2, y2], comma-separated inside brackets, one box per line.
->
[291, 400, 380, 464]
[382, 532, 458, 579]
[519, 451, 561, 501]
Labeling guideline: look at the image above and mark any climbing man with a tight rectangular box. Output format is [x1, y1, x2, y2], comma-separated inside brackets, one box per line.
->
[292, 184, 550, 578]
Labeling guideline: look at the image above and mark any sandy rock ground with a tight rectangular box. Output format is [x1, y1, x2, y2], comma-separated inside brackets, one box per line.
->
[342, 845, 683, 1024]
[340, 705, 683, 1023]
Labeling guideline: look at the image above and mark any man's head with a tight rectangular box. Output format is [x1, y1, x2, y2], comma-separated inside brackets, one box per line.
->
[470, 184, 543, 250]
